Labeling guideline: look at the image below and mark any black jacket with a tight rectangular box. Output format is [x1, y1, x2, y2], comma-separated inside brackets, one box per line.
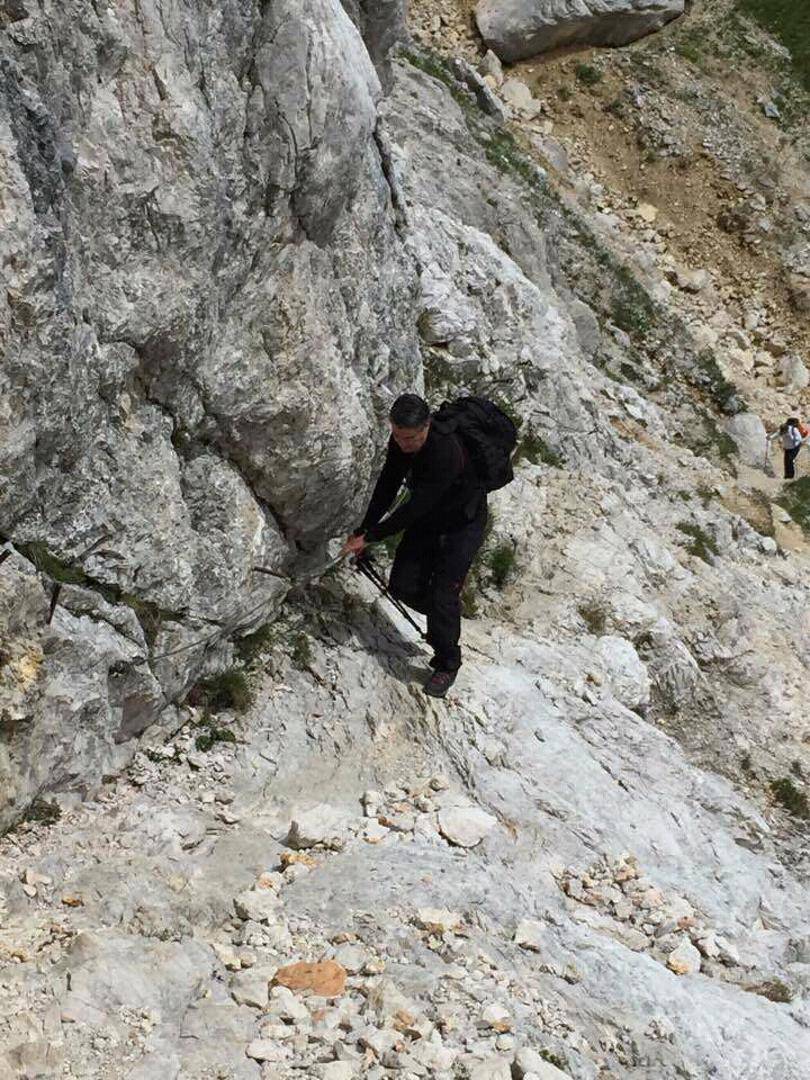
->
[360, 423, 483, 542]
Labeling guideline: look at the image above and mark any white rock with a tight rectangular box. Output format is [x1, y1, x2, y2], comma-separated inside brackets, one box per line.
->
[480, 1002, 512, 1031]
[233, 889, 282, 924]
[316, 1062, 356, 1080]
[469, 1056, 513, 1080]
[479, 48, 504, 85]
[777, 354, 809, 392]
[724, 413, 767, 467]
[637, 203, 658, 223]
[333, 943, 367, 974]
[594, 636, 650, 711]
[667, 939, 702, 975]
[416, 907, 463, 933]
[500, 78, 542, 118]
[286, 803, 345, 849]
[514, 918, 544, 951]
[246, 1038, 284, 1062]
[515, 1046, 571, 1078]
[230, 969, 270, 1008]
[675, 267, 712, 292]
[438, 806, 497, 848]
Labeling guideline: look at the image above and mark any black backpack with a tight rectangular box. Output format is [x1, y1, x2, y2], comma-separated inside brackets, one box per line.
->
[434, 396, 518, 492]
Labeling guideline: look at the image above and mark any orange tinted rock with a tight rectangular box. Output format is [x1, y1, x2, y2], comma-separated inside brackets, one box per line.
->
[273, 960, 346, 997]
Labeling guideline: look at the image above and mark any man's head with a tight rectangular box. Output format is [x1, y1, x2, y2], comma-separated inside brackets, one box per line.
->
[389, 393, 431, 453]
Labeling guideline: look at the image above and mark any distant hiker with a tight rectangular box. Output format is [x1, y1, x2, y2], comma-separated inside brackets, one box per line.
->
[767, 417, 806, 480]
[342, 393, 513, 698]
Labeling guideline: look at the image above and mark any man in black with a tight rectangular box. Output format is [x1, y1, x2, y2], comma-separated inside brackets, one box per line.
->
[342, 394, 487, 698]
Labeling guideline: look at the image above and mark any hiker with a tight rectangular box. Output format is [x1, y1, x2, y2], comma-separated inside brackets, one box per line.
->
[767, 417, 806, 480]
[341, 393, 488, 698]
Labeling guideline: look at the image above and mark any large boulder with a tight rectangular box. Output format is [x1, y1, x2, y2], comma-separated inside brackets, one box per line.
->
[475, 0, 684, 62]
[724, 412, 767, 467]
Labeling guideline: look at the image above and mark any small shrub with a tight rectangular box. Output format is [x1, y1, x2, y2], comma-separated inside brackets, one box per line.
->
[515, 433, 563, 468]
[540, 1048, 569, 1070]
[675, 522, 720, 564]
[557, 84, 573, 102]
[694, 350, 746, 415]
[23, 797, 62, 827]
[190, 669, 252, 714]
[22, 542, 87, 585]
[744, 978, 793, 1003]
[676, 40, 704, 64]
[121, 594, 163, 649]
[776, 476, 810, 534]
[770, 777, 809, 818]
[235, 623, 277, 663]
[487, 542, 516, 589]
[194, 712, 238, 753]
[461, 580, 479, 618]
[291, 631, 314, 671]
[575, 62, 602, 87]
[612, 294, 653, 338]
[578, 598, 608, 636]
[737, 0, 810, 91]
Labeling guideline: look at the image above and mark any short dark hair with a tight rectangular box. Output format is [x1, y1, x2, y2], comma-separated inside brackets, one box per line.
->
[390, 393, 430, 429]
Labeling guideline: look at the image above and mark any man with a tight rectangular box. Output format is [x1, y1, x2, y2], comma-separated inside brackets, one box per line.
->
[342, 393, 486, 698]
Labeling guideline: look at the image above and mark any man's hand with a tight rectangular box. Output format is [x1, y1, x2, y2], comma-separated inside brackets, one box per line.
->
[340, 533, 367, 559]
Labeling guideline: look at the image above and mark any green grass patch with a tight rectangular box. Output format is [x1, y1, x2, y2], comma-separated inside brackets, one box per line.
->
[744, 978, 793, 1003]
[291, 631, 314, 671]
[685, 413, 739, 470]
[189, 668, 252, 714]
[675, 522, 720, 563]
[770, 776, 809, 818]
[776, 476, 810, 533]
[399, 48, 469, 106]
[514, 432, 563, 468]
[693, 350, 746, 415]
[487, 542, 516, 589]
[737, 0, 810, 90]
[578, 598, 608, 636]
[22, 796, 62, 827]
[235, 622, 278, 664]
[575, 62, 602, 87]
[21, 542, 88, 585]
[194, 712, 238, 753]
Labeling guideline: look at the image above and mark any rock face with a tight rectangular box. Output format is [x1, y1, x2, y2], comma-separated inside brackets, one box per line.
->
[476, 0, 684, 61]
[0, 0, 415, 828]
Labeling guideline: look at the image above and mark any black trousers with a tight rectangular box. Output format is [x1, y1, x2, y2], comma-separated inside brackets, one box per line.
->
[388, 507, 487, 672]
[784, 446, 801, 479]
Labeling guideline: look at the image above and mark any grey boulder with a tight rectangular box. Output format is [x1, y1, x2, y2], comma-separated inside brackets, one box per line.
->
[476, 0, 685, 62]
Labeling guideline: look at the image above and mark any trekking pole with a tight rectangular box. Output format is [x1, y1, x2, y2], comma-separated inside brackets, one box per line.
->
[351, 554, 428, 641]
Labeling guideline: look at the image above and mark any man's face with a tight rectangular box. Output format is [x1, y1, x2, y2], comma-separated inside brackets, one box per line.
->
[391, 420, 430, 454]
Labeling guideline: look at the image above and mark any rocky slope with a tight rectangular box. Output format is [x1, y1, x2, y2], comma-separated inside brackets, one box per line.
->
[1, 1, 809, 1077]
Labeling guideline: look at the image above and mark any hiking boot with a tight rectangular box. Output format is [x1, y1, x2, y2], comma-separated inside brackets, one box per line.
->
[424, 669, 457, 698]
